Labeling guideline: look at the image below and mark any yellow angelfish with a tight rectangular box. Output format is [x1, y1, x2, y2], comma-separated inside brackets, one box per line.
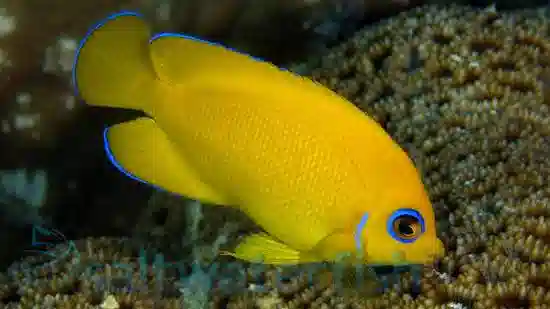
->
[72, 12, 445, 266]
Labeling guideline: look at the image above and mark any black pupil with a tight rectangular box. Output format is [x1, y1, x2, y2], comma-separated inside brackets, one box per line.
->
[398, 220, 415, 235]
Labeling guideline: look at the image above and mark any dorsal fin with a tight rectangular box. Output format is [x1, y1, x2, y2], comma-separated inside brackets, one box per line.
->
[147, 32, 286, 85]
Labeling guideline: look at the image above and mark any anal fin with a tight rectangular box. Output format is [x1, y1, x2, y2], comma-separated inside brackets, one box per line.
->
[104, 117, 229, 205]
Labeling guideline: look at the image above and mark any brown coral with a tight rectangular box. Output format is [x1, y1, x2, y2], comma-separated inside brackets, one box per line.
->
[0, 237, 184, 309]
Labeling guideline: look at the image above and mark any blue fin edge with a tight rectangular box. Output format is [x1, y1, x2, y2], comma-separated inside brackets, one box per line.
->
[148, 32, 289, 71]
[148, 32, 271, 64]
[71, 11, 144, 99]
[103, 125, 166, 193]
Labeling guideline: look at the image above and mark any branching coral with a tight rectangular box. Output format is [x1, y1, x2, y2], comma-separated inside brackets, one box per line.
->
[0, 237, 183, 308]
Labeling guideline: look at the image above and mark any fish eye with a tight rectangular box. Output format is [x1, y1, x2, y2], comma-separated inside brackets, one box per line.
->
[387, 209, 425, 243]
[393, 216, 419, 239]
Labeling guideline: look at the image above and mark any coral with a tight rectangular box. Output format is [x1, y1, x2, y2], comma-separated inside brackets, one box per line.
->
[0, 237, 185, 308]
[290, 4, 550, 309]
[0, 235, 343, 309]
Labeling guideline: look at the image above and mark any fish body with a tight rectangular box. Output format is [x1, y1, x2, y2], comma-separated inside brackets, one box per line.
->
[72, 12, 444, 265]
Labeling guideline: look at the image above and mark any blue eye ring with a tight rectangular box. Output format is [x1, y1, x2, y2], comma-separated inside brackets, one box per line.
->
[387, 209, 425, 243]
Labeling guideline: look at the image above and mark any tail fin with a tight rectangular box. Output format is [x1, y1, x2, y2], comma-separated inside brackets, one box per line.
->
[72, 12, 157, 112]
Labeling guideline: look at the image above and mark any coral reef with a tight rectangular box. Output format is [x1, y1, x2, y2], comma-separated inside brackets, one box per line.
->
[5, 3, 550, 309]
[0, 237, 185, 308]
[0, 234, 384, 309]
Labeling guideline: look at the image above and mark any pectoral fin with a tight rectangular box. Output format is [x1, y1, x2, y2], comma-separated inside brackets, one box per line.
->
[104, 117, 229, 205]
[221, 233, 316, 265]
[310, 230, 364, 263]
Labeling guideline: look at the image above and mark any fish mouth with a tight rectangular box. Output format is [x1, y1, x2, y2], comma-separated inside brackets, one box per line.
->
[421, 241, 446, 265]
[390, 241, 445, 265]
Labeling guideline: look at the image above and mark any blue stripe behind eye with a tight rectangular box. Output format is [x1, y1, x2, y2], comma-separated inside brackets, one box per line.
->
[354, 212, 369, 253]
